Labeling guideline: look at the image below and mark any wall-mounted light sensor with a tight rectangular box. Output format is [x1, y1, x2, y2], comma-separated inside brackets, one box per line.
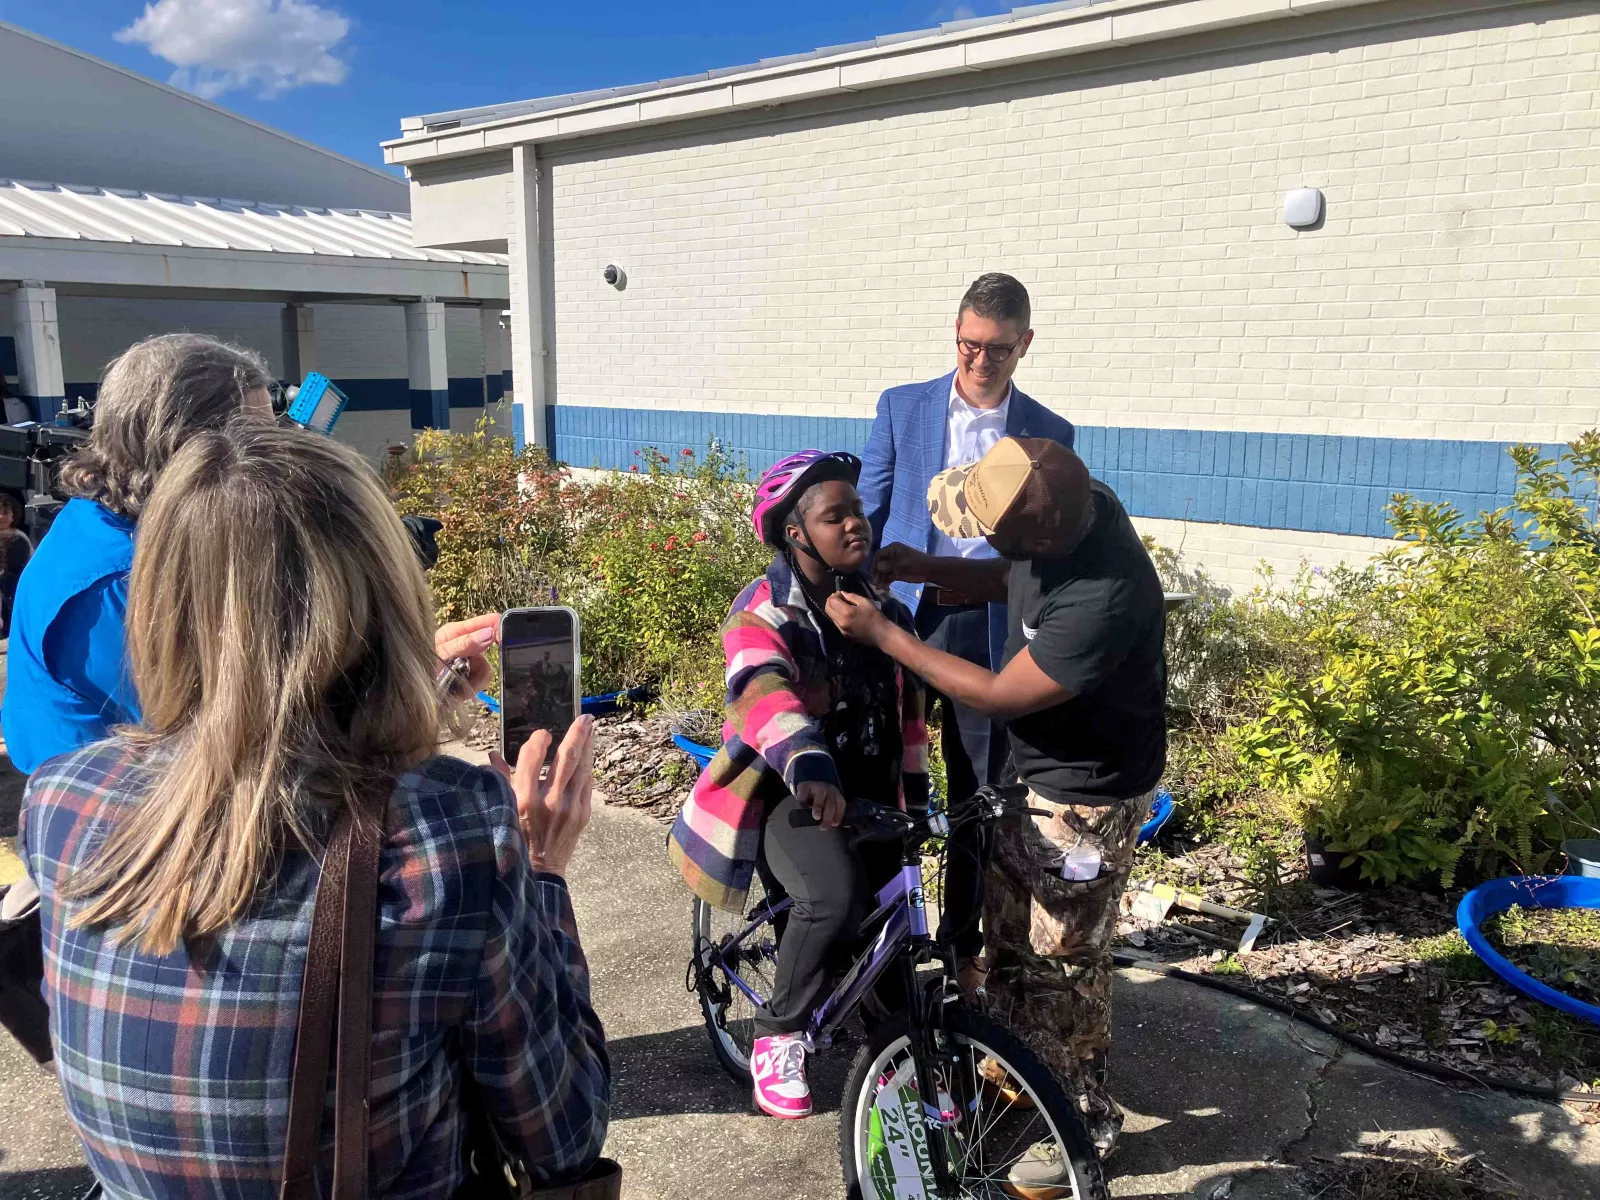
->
[603, 264, 627, 290]
[1283, 188, 1324, 229]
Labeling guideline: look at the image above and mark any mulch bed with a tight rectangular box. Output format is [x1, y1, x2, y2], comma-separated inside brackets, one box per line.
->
[465, 708, 698, 822]
[1119, 843, 1600, 1111]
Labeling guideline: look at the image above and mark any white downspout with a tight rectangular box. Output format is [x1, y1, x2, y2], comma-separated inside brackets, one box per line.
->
[508, 143, 547, 451]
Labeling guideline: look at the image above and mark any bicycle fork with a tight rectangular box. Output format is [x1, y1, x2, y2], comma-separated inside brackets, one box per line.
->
[897, 863, 967, 1199]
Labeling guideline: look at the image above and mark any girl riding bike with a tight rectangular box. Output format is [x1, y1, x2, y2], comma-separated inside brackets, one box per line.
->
[668, 449, 929, 1120]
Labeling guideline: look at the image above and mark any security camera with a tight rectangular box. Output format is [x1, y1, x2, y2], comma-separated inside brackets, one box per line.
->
[603, 264, 627, 290]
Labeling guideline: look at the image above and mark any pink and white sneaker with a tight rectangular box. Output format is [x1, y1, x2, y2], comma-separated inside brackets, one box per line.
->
[751, 1034, 812, 1119]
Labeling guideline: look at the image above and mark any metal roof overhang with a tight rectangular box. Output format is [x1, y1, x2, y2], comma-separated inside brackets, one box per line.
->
[0, 236, 509, 303]
[384, 0, 1404, 166]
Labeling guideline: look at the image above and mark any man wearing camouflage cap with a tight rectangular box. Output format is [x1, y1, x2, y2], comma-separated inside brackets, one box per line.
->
[829, 436, 1167, 1168]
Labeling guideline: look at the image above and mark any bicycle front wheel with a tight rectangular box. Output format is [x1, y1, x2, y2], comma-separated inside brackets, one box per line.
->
[840, 1006, 1107, 1200]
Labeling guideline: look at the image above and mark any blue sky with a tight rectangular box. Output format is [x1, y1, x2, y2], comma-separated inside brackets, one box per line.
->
[1, 0, 1014, 173]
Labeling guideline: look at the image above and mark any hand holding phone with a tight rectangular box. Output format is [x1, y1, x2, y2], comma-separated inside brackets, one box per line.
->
[499, 607, 582, 768]
[490, 717, 595, 876]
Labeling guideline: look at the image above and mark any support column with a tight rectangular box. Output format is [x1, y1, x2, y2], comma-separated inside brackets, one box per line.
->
[508, 144, 547, 451]
[481, 306, 505, 407]
[281, 302, 316, 383]
[404, 297, 449, 430]
[13, 282, 64, 422]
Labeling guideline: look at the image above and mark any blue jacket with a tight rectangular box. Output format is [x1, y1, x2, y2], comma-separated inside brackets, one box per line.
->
[858, 371, 1076, 668]
[2, 498, 140, 774]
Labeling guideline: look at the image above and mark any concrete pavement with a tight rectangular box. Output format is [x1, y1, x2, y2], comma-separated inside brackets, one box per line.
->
[2, 778, 1596, 1197]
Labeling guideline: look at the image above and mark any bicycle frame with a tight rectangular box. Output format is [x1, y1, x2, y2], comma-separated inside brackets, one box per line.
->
[709, 861, 928, 1051]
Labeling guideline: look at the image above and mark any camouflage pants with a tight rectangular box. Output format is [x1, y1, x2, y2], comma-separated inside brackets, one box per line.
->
[981, 787, 1151, 1152]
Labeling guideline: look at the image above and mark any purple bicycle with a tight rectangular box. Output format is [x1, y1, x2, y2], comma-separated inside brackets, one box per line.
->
[688, 784, 1108, 1200]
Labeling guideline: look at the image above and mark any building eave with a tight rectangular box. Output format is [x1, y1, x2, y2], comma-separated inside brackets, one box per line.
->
[383, 0, 1394, 166]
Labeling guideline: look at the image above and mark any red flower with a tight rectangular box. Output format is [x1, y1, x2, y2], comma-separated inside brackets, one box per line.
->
[692, 531, 708, 544]
[665, 536, 679, 552]
[632, 449, 640, 456]
[681, 447, 694, 457]
[649, 542, 658, 551]
[629, 464, 640, 472]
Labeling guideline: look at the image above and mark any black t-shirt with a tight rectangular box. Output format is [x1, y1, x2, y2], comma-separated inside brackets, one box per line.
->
[1003, 481, 1168, 805]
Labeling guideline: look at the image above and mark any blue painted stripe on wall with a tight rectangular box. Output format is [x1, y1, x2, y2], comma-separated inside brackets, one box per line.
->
[448, 377, 484, 409]
[0, 336, 15, 377]
[410, 389, 450, 430]
[551, 405, 1559, 540]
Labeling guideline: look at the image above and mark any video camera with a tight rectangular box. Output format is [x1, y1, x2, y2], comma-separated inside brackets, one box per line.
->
[0, 397, 94, 540]
[0, 375, 444, 563]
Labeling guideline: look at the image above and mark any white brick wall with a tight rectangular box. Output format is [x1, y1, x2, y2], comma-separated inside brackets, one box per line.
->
[1134, 516, 1393, 594]
[542, 4, 1600, 444]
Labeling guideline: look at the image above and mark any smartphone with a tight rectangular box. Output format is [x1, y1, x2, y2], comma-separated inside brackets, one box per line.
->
[499, 606, 582, 768]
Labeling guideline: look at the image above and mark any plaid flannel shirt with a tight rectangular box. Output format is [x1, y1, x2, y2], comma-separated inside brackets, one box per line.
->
[21, 740, 610, 1200]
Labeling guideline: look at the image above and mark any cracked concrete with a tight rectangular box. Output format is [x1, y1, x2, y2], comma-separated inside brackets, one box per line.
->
[1270, 1043, 1345, 1167]
[3, 766, 1598, 1198]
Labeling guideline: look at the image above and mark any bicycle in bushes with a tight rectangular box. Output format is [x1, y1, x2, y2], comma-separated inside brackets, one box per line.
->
[687, 783, 1108, 1200]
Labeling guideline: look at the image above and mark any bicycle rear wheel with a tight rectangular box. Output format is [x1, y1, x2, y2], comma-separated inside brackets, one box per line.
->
[690, 876, 783, 1084]
[840, 1006, 1107, 1200]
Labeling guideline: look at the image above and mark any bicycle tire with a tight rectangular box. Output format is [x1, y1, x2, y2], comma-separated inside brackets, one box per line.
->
[690, 892, 782, 1085]
[840, 1006, 1107, 1200]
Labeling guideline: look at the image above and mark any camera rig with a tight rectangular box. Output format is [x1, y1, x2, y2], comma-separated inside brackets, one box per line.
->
[0, 398, 93, 540]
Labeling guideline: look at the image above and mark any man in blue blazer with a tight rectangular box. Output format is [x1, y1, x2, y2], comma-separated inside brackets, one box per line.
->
[859, 273, 1075, 986]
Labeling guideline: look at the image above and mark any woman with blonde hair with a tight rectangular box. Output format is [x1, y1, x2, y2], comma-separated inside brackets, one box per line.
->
[2, 333, 276, 773]
[19, 421, 610, 1196]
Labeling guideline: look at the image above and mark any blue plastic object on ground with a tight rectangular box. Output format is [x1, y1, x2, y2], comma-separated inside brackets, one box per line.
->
[1456, 875, 1600, 1025]
[1138, 788, 1175, 846]
[673, 734, 717, 771]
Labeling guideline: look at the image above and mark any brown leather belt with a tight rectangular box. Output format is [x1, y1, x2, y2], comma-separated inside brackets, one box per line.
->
[924, 585, 986, 609]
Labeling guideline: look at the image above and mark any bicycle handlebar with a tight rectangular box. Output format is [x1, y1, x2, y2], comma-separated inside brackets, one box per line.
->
[786, 782, 1039, 840]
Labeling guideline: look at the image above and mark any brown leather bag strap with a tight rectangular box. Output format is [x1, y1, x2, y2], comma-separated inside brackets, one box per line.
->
[332, 811, 381, 1197]
[281, 807, 354, 1200]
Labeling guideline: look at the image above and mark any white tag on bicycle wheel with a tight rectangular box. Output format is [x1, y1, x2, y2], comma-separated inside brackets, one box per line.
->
[865, 1064, 933, 1200]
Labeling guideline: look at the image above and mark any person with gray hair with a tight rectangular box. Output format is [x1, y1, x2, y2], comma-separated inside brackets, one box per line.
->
[1, 333, 276, 774]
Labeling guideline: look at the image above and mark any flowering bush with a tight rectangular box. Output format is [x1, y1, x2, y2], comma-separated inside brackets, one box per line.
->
[386, 427, 766, 710]
[385, 411, 570, 623]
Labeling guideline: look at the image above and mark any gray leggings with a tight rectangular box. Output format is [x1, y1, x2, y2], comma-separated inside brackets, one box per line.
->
[754, 793, 899, 1035]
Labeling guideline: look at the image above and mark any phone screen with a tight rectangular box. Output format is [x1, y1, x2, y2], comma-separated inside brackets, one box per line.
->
[500, 607, 580, 767]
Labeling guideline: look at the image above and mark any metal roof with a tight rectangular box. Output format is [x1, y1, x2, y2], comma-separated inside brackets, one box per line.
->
[0, 179, 504, 266]
[403, 0, 1102, 135]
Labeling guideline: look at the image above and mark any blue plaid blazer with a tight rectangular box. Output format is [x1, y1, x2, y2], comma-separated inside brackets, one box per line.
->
[858, 370, 1076, 667]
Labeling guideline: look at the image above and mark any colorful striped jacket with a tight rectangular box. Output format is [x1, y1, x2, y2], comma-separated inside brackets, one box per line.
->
[668, 556, 930, 912]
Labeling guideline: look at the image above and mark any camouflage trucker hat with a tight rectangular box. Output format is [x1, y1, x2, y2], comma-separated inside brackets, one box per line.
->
[927, 436, 1090, 543]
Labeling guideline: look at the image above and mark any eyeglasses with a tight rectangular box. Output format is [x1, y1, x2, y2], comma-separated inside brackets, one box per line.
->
[956, 337, 1023, 364]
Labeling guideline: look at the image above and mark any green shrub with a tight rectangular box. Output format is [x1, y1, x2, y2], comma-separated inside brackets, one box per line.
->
[384, 422, 768, 711]
[1236, 434, 1600, 886]
[386, 410, 571, 622]
[561, 446, 769, 696]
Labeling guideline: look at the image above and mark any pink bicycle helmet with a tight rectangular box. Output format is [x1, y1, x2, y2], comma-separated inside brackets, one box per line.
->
[751, 450, 862, 547]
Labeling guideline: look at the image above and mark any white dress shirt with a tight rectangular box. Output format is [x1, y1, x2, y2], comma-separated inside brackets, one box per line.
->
[931, 379, 1012, 560]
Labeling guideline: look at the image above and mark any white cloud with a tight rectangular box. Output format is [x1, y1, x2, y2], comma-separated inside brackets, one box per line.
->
[116, 0, 351, 100]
